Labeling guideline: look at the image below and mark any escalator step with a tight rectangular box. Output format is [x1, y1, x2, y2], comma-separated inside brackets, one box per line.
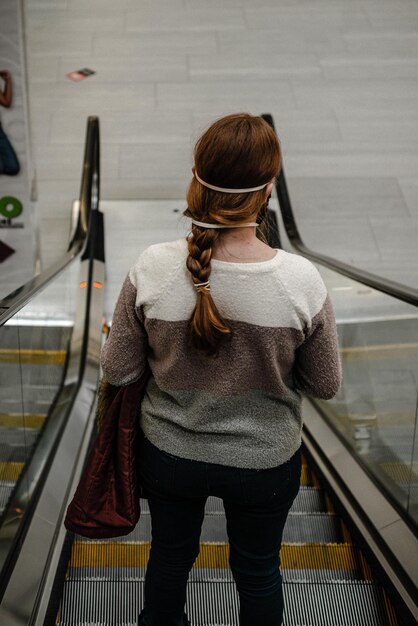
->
[138, 488, 326, 516]
[88, 511, 341, 544]
[0, 481, 15, 515]
[283, 513, 342, 543]
[67, 542, 361, 582]
[0, 429, 39, 461]
[290, 487, 326, 513]
[0, 429, 39, 444]
[67, 565, 362, 583]
[282, 580, 392, 626]
[0, 401, 57, 414]
[58, 579, 393, 625]
[0, 387, 62, 413]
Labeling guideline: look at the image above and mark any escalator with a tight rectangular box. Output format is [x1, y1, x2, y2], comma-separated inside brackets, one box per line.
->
[0, 114, 417, 626]
[0, 116, 104, 618]
[57, 456, 398, 626]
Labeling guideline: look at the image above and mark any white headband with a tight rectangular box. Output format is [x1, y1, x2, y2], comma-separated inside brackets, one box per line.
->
[194, 170, 269, 193]
[191, 219, 259, 229]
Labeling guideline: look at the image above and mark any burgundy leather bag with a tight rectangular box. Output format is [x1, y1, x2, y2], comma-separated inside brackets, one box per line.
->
[64, 366, 151, 538]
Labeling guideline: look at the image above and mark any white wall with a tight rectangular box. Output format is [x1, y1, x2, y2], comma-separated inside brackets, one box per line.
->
[0, 0, 34, 299]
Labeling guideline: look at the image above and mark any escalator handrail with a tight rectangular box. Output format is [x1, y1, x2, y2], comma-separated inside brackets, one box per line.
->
[262, 113, 418, 307]
[0, 116, 101, 326]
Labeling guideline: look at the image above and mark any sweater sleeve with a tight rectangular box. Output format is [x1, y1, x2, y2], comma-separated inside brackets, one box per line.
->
[293, 273, 342, 400]
[100, 274, 148, 385]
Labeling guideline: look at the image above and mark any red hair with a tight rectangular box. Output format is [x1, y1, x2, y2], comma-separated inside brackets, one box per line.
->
[183, 113, 282, 357]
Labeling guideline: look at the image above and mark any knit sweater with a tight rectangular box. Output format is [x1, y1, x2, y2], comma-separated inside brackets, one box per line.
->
[100, 237, 342, 469]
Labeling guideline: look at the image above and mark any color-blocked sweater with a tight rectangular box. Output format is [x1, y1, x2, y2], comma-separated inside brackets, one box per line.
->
[100, 237, 342, 469]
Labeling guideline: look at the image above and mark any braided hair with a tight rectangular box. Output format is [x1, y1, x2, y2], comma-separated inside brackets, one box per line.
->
[183, 113, 281, 358]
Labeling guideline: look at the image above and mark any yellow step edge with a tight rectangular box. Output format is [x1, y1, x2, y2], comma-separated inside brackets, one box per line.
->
[335, 411, 412, 424]
[340, 343, 418, 362]
[0, 413, 46, 429]
[382, 588, 400, 626]
[0, 462, 24, 482]
[0, 349, 66, 365]
[300, 464, 310, 486]
[359, 551, 373, 581]
[340, 519, 353, 544]
[324, 492, 335, 514]
[69, 542, 359, 572]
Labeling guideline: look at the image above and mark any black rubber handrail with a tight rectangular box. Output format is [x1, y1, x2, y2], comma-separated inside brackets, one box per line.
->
[262, 113, 418, 308]
[0, 116, 101, 326]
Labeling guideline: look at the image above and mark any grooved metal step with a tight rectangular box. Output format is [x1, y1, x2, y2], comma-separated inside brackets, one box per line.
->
[0, 430, 40, 463]
[290, 487, 326, 513]
[0, 428, 41, 445]
[58, 579, 392, 626]
[0, 481, 15, 514]
[138, 488, 327, 516]
[67, 564, 362, 583]
[94, 511, 341, 544]
[0, 326, 71, 350]
[0, 384, 60, 406]
[0, 400, 58, 414]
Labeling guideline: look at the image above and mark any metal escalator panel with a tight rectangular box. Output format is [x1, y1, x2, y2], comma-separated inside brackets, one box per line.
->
[57, 455, 400, 626]
[0, 258, 81, 578]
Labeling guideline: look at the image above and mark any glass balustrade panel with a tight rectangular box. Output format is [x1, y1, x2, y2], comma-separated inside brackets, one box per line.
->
[0, 259, 80, 576]
[309, 261, 418, 528]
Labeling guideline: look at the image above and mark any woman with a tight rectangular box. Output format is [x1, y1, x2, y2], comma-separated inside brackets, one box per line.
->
[100, 112, 342, 626]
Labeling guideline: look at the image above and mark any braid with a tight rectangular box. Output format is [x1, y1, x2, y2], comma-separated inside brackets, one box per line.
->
[186, 225, 217, 290]
[183, 111, 281, 357]
[186, 224, 233, 357]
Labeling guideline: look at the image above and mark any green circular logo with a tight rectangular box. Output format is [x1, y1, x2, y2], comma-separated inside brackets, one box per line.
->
[0, 196, 23, 219]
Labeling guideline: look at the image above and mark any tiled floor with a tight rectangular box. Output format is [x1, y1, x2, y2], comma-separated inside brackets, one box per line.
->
[24, 0, 418, 289]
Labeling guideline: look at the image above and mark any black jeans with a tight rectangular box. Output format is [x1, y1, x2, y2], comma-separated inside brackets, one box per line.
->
[137, 433, 301, 626]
